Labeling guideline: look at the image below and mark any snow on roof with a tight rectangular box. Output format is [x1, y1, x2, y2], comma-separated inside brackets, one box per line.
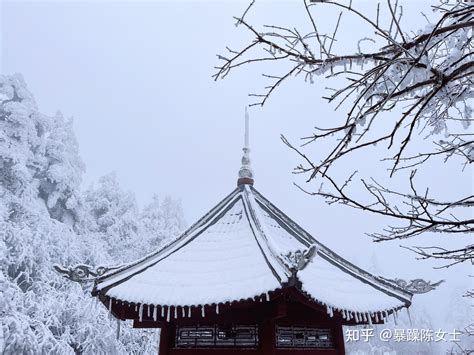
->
[93, 184, 412, 321]
[299, 255, 408, 315]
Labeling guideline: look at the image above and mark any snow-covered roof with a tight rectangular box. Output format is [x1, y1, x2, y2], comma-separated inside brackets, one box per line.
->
[93, 184, 412, 322]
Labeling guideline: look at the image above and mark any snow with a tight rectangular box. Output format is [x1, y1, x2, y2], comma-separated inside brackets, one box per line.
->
[96, 184, 411, 319]
[299, 254, 407, 314]
[0, 74, 183, 353]
[100, 196, 282, 306]
[247, 188, 306, 256]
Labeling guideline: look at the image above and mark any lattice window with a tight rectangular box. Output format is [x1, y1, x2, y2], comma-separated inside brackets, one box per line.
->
[276, 326, 334, 348]
[175, 324, 259, 348]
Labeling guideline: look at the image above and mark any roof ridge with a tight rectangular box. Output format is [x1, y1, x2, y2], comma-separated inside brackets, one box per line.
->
[93, 187, 242, 295]
[92, 184, 411, 313]
[249, 186, 412, 302]
[241, 185, 292, 283]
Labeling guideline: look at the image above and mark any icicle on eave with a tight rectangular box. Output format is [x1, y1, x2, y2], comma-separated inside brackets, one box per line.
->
[216, 304, 219, 315]
[166, 306, 170, 322]
[108, 298, 115, 320]
[182, 306, 185, 318]
[362, 312, 368, 322]
[188, 306, 191, 318]
[406, 307, 413, 326]
[201, 305, 205, 318]
[116, 318, 121, 340]
[174, 306, 178, 319]
[326, 305, 334, 318]
[139, 304, 144, 322]
[153, 305, 158, 322]
[161, 306, 165, 318]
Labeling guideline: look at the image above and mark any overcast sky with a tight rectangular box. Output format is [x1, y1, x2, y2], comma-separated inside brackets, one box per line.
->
[2, 0, 472, 328]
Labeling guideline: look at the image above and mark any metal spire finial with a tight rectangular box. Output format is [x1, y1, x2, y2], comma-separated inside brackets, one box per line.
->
[237, 107, 254, 186]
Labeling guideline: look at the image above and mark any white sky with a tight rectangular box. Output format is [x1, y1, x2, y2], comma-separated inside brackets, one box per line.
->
[2, 0, 472, 329]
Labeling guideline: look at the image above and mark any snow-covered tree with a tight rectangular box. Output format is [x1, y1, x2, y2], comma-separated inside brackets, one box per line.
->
[82, 173, 140, 262]
[0, 74, 84, 225]
[0, 74, 183, 354]
[39, 112, 84, 225]
[82, 175, 185, 262]
[140, 194, 185, 249]
[214, 1, 473, 268]
[0, 73, 117, 354]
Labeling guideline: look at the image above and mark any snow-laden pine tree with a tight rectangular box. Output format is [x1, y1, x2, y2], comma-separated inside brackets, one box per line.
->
[0, 74, 116, 354]
[82, 173, 141, 262]
[140, 194, 186, 249]
[40, 112, 84, 225]
[82, 174, 185, 263]
[0, 74, 185, 354]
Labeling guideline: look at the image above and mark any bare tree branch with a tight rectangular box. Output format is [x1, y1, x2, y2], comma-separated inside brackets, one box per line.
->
[215, 0, 473, 268]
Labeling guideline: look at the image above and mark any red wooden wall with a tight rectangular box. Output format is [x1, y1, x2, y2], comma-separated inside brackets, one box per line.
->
[123, 288, 348, 355]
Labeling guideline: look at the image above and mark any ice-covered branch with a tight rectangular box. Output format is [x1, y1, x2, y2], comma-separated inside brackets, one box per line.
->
[215, 0, 473, 266]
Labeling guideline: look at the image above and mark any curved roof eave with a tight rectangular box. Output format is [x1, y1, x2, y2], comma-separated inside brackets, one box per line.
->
[92, 186, 243, 295]
[92, 184, 412, 314]
[249, 185, 413, 304]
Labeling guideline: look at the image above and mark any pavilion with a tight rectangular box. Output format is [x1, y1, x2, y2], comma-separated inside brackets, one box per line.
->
[90, 110, 413, 354]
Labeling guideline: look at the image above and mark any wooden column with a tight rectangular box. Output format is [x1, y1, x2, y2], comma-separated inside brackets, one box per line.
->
[260, 319, 275, 355]
[158, 323, 172, 355]
[333, 324, 345, 355]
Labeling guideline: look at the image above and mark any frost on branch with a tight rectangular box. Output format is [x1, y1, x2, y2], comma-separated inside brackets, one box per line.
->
[214, 1, 473, 267]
